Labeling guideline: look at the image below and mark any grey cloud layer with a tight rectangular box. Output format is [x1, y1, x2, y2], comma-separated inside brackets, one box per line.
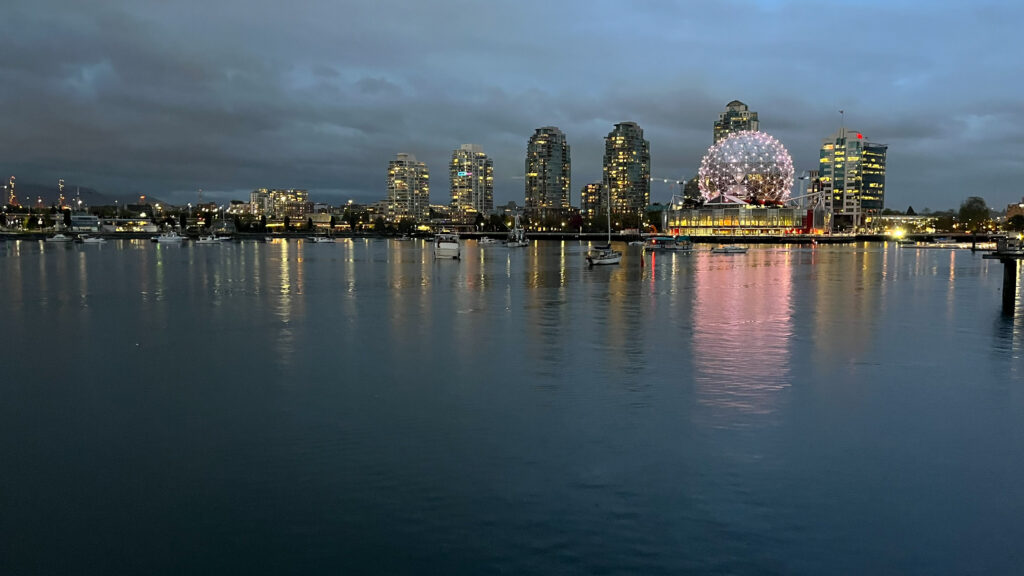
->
[1, 0, 1022, 209]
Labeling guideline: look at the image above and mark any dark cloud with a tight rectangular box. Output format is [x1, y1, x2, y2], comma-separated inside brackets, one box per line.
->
[2, 0, 1022, 210]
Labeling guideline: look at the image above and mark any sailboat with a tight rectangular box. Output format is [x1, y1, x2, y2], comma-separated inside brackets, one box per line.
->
[586, 186, 622, 266]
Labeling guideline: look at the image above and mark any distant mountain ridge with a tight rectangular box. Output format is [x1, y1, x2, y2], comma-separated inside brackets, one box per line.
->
[6, 182, 166, 208]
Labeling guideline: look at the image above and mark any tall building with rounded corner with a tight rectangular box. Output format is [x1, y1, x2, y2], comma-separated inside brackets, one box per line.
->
[525, 127, 570, 220]
[714, 100, 759, 144]
[387, 153, 430, 224]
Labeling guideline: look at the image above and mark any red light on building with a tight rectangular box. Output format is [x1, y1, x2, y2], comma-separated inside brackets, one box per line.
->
[857, 133, 863, 139]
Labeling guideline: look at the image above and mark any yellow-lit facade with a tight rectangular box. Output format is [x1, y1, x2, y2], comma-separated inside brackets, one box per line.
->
[714, 100, 759, 144]
[450, 144, 494, 221]
[387, 153, 430, 223]
[525, 126, 570, 218]
[819, 128, 887, 231]
[602, 122, 650, 215]
[665, 205, 804, 236]
[580, 182, 604, 220]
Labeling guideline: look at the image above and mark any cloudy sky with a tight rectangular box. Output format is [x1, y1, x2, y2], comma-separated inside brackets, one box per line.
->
[2, 0, 1022, 211]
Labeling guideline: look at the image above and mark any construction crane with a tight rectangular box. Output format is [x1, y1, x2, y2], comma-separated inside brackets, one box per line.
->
[649, 176, 685, 205]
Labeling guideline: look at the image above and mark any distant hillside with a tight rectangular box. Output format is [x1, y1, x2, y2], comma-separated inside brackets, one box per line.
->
[6, 182, 166, 208]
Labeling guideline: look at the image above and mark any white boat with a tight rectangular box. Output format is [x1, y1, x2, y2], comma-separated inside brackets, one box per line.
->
[78, 234, 106, 244]
[628, 240, 645, 247]
[644, 235, 694, 253]
[308, 235, 336, 243]
[505, 212, 529, 247]
[45, 233, 73, 243]
[478, 236, 498, 245]
[194, 235, 221, 244]
[151, 231, 185, 243]
[711, 244, 748, 254]
[586, 187, 622, 266]
[434, 232, 461, 259]
[395, 235, 413, 241]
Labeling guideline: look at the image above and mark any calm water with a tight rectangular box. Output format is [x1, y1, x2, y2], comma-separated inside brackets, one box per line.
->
[2, 238, 1023, 575]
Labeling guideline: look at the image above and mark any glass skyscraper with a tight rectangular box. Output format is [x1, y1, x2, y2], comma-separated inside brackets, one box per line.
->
[819, 129, 887, 231]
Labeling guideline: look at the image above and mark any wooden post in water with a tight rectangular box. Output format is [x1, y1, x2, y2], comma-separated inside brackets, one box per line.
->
[982, 237, 1023, 315]
[1003, 259, 1018, 315]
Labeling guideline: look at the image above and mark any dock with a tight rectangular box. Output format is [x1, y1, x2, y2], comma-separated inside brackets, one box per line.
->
[982, 237, 1024, 314]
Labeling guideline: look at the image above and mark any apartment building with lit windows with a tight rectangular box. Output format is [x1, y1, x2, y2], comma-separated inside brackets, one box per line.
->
[387, 153, 430, 223]
[524, 127, 570, 219]
[580, 182, 604, 221]
[450, 144, 493, 219]
[602, 121, 650, 215]
[714, 100, 759, 144]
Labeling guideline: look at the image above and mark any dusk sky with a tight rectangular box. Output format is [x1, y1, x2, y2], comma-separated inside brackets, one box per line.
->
[2, 0, 1022, 211]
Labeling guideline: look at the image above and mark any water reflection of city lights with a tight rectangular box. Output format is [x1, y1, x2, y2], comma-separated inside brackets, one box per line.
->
[692, 251, 793, 418]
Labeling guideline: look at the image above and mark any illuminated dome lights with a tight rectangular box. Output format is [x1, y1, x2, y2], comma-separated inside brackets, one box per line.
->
[698, 130, 794, 204]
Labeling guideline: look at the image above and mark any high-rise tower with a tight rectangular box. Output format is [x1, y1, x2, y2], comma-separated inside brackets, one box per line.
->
[819, 129, 887, 231]
[580, 182, 605, 222]
[714, 100, 759, 143]
[387, 153, 430, 223]
[450, 144, 494, 218]
[524, 127, 570, 218]
[603, 121, 650, 215]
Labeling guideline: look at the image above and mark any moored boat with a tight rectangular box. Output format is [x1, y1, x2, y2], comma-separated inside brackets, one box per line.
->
[434, 232, 460, 259]
[586, 187, 621, 266]
[45, 233, 73, 243]
[586, 244, 622, 266]
[644, 235, 694, 253]
[78, 234, 106, 244]
[151, 231, 185, 243]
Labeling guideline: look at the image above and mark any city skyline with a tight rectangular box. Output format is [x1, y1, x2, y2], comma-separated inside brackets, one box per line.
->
[1, 1, 1022, 212]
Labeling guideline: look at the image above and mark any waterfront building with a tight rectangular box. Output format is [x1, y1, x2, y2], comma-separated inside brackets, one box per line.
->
[69, 213, 100, 232]
[387, 153, 430, 223]
[268, 189, 309, 219]
[819, 129, 887, 231]
[1007, 198, 1024, 220]
[665, 205, 805, 236]
[250, 189, 270, 215]
[714, 100, 759, 144]
[450, 144, 494, 220]
[580, 182, 604, 221]
[603, 122, 650, 216]
[6, 176, 17, 207]
[525, 127, 571, 219]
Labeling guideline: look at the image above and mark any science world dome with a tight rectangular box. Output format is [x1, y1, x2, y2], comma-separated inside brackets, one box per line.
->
[697, 130, 794, 204]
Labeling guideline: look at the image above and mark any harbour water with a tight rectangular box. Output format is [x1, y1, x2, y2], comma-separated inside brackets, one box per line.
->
[2, 238, 1023, 574]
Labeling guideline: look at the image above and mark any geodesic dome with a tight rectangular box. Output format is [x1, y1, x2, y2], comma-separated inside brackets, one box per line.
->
[698, 131, 794, 204]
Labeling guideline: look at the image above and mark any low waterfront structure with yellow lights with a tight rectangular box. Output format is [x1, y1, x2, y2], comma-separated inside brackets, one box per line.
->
[664, 205, 809, 236]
